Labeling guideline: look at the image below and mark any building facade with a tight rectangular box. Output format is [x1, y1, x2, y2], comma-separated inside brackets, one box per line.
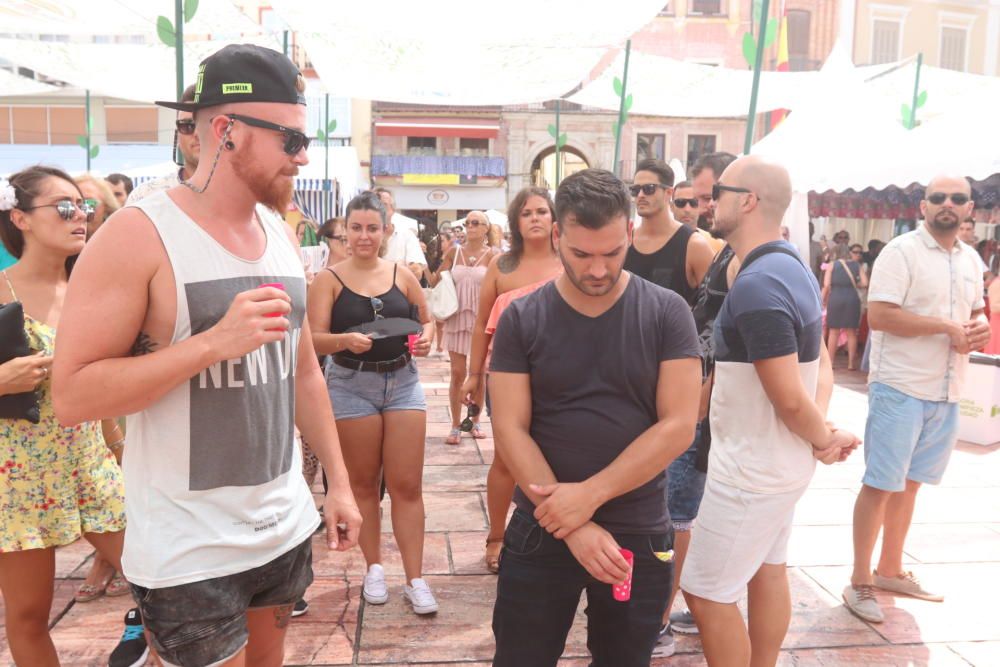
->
[854, 0, 1000, 74]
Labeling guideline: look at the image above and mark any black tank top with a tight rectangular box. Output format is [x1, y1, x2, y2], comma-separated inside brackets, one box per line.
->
[328, 265, 413, 362]
[624, 224, 696, 304]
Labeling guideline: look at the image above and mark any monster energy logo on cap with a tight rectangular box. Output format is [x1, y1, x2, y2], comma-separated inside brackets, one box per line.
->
[194, 64, 206, 103]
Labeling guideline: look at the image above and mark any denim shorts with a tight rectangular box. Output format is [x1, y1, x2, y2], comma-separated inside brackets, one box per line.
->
[129, 537, 312, 667]
[862, 382, 959, 492]
[325, 358, 426, 420]
[666, 427, 707, 529]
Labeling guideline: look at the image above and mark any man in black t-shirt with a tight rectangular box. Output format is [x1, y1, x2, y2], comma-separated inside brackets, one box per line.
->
[489, 169, 702, 667]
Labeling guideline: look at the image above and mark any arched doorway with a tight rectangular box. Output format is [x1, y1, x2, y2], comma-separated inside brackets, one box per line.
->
[530, 145, 590, 189]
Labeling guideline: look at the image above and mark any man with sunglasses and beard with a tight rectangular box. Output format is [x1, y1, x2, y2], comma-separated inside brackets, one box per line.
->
[843, 175, 989, 625]
[127, 84, 201, 204]
[673, 180, 725, 255]
[53, 44, 362, 667]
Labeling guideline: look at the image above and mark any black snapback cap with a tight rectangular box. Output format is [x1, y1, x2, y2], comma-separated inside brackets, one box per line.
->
[156, 43, 306, 111]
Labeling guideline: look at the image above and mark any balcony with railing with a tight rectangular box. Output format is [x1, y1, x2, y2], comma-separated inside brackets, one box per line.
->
[371, 154, 506, 178]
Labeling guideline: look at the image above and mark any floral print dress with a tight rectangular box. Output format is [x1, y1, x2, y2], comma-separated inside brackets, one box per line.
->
[0, 276, 125, 552]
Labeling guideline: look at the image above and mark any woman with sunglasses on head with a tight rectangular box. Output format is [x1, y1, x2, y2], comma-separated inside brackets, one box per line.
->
[823, 242, 868, 370]
[460, 187, 563, 573]
[307, 192, 438, 615]
[429, 210, 498, 445]
[0, 167, 127, 666]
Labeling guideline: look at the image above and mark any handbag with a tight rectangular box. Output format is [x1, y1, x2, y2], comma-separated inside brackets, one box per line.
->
[430, 270, 459, 320]
[838, 260, 866, 310]
[0, 300, 42, 424]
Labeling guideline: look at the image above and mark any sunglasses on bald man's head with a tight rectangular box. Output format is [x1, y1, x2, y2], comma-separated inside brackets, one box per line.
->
[926, 192, 970, 206]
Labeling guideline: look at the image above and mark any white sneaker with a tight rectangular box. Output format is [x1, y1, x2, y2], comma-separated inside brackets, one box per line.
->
[363, 564, 389, 605]
[873, 569, 944, 602]
[403, 578, 439, 615]
[651, 624, 675, 658]
[842, 584, 884, 623]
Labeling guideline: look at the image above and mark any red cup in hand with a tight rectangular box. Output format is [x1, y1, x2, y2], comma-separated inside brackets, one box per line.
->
[259, 282, 286, 331]
[407, 334, 419, 354]
[613, 548, 634, 602]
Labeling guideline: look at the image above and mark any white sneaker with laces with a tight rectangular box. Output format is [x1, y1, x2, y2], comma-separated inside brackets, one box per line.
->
[363, 564, 389, 605]
[873, 569, 944, 602]
[404, 578, 439, 615]
[651, 624, 676, 658]
[842, 583, 884, 623]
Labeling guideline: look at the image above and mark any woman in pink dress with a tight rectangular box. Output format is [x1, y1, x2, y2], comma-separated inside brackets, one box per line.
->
[460, 188, 562, 572]
[431, 211, 497, 444]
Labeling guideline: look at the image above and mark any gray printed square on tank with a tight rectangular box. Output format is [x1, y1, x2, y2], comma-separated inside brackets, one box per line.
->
[185, 275, 305, 491]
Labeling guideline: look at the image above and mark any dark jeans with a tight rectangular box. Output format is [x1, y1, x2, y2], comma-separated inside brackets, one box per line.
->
[493, 510, 673, 667]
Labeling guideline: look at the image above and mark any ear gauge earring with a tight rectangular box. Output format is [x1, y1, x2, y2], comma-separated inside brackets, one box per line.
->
[224, 141, 235, 150]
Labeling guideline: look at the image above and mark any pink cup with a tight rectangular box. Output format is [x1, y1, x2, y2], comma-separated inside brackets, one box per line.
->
[259, 282, 286, 330]
[612, 548, 634, 602]
[407, 334, 419, 354]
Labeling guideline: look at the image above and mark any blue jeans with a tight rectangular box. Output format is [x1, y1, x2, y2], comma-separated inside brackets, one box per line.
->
[493, 510, 672, 667]
[666, 427, 707, 529]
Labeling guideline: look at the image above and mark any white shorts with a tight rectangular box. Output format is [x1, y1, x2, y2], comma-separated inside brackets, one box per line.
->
[680, 477, 807, 604]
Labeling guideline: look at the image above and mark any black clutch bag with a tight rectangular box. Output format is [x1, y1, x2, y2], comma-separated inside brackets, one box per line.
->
[0, 301, 42, 424]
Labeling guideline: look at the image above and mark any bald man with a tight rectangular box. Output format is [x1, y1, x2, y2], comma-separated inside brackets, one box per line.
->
[681, 156, 859, 667]
[844, 175, 989, 625]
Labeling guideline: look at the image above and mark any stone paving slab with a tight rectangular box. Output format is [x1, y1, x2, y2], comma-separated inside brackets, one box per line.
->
[4, 358, 1000, 666]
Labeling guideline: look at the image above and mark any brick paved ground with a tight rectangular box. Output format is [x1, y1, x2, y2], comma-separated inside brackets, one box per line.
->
[2, 355, 998, 666]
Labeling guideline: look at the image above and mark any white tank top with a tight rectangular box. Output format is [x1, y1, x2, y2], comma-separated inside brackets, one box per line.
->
[122, 191, 319, 588]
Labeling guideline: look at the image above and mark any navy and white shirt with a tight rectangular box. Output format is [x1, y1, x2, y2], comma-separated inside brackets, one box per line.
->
[709, 241, 823, 494]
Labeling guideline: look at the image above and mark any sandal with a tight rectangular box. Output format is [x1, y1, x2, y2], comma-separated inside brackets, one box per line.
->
[445, 428, 461, 445]
[105, 571, 131, 597]
[74, 581, 105, 603]
[470, 424, 487, 440]
[485, 537, 503, 574]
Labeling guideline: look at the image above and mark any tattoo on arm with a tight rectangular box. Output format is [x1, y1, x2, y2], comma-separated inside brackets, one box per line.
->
[273, 603, 293, 629]
[130, 332, 158, 357]
[497, 253, 519, 274]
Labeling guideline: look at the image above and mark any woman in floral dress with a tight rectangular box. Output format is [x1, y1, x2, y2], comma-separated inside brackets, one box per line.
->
[0, 166, 126, 666]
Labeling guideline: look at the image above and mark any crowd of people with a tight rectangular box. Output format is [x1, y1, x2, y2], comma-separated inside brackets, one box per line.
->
[0, 43, 994, 667]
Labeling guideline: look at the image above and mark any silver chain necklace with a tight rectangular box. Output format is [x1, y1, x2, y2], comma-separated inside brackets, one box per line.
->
[180, 119, 234, 195]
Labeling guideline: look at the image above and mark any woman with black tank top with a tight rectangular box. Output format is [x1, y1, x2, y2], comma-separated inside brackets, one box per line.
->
[307, 192, 439, 616]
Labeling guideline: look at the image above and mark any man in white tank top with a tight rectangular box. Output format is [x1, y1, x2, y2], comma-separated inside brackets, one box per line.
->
[53, 44, 361, 667]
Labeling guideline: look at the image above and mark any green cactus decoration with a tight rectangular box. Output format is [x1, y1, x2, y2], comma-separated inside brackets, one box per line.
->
[316, 119, 338, 142]
[901, 90, 928, 129]
[157, 0, 199, 48]
[611, 76, 633, 136]
[742, 0, 778, 68]
[546, 123, 568, 148]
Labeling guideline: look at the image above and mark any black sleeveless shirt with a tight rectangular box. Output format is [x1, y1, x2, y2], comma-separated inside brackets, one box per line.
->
[328, 265, 413, 362]
[624, 224, 696, 305]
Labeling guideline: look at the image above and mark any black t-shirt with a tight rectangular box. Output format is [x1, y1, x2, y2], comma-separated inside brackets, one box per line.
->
[490, 276, 701, 534]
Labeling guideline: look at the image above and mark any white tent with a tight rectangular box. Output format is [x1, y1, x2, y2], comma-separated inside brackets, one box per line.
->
[752, 56, 1000, 193]
[0, 69, 59, 96]
[268, 0, 667, 105]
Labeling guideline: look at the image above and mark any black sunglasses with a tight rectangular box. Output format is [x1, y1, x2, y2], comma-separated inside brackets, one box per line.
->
[926, 192, 970, 206]
[324, 234, 347, 243]
[850, 249, 863, 255]
[465, 219, 486, 227]
[712, 183, 753, 201]
[629, 183, 667, 197]
[175, 119, 196, 136]
[673, 198, 698, 209]
[460, 403, 481, 432]
[370, 296, 384, 321]
[226, 113, 311, 155]
[21, 198, 95, 222]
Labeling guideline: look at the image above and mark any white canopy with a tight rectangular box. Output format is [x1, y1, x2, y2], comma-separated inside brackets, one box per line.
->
[0, 0, 258, 37]
[0, 69, 59, 96]
[752, 56, 1000, 192]
[0, 35, 280, 103]
[268, 0, 667, 105]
